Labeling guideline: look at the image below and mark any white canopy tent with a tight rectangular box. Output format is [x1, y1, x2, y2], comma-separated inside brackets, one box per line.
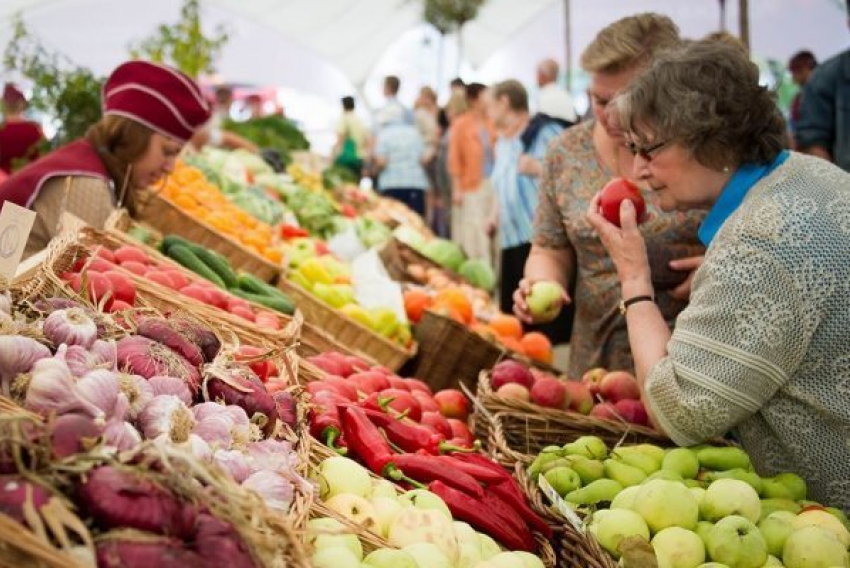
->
[1, 0, 847, 150]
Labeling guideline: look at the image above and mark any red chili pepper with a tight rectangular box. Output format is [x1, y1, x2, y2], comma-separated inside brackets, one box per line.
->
[392, 453, 483, 498]
[308, 396, 347, 454]
[339, 405, 408, 481]
[280, 224, 309, 239]
[434, 455, 506, 484]
[429, 481, 536, 552]
[362, 409, 444, 453]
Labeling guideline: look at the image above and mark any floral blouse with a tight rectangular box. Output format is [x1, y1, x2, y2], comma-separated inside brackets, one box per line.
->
[533, 121, 706, 378]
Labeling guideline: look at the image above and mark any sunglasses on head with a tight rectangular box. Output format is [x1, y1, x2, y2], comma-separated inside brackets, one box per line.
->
[626, 139, 669, 161]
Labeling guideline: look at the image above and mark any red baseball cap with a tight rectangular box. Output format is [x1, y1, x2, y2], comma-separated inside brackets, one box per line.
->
[102, 61, 211, 142]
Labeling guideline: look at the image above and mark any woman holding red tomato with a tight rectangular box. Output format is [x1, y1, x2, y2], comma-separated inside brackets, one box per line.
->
[0, 61, 210, 257]
[513, 13, 705, 378]
[587, 39, 850, 511]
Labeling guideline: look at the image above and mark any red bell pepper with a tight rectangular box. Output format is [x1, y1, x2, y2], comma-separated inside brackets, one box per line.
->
[429, 481, 536, 552]
[392, 453, 484, 498]
[235, 345, 278, 383]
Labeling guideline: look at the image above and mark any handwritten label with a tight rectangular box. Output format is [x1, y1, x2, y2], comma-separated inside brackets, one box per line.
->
[0, 202, 36, 280]
[538, 474, 586, 534]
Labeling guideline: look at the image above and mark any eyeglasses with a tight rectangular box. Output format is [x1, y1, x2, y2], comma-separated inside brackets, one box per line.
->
[627, 140, 668, 161]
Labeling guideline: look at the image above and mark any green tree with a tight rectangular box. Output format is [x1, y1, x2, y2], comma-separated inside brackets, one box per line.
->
[422, 0, 486, 74]
[129, 0, 228, 79]
[3, 16, 103, 146]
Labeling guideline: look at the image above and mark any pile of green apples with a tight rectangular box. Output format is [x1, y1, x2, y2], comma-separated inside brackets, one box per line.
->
[528, 436, 850, 567]
[309, 456, 546, 568]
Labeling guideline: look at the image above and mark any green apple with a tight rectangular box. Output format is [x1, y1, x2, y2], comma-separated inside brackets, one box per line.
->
[398, 489, 452, 519]
[478, 532, 502, 560]
[363, 548, 419, 568]
[646, 470, 686, 483]
[633, 479, 699, 532]
[371, 496, 403, 538]
[782, 525, 850, 568]
[758, 498, 802, 520]
[325, 494, 380, 533]
[453, 521, 482, 568]
[689, 487, 706, 508]
[512, 551, 546, 568]
[589, 509, 650, 558]
[485, 552, 530, 568]
[562, 436, 608, 460]
[544, 466, 582, 496]
[457, 543, 482, 568]
[610, 485, 641, 510]
[663, 448, 700, 479]
[651, 527, 705, 568]
[526, 280, 564, 323]
[319, 456, 372, 499]
[702, 468, 764, 496]
[706, 515, 768, 568]
[761, 555, 783, 566]
[311, 546, 361, 568]
[826, 507, 850, 532]
[389, 508, 458, 562]
[758, 512, 795, 557]
[696, 521, 715, 546]
[791, 508, 850, 547]
[402, 542, 454, 568]
[371, 479, 398, 501]
[701, 479, 761, 523]
[307, 517, 362, 559]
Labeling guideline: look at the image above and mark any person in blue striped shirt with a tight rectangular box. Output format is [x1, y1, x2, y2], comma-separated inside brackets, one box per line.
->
[486, 80, 566, 314]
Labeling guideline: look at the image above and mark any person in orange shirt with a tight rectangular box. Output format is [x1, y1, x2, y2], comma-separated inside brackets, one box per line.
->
[448, 82, 495, 268]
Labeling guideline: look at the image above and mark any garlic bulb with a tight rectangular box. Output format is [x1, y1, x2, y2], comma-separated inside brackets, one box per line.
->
[241, 471, 293, 511]
[247, 439, 296, 474]
[0, 336, 51, 397]
[213, 449, 251, 483]
[192, 403, 251, 449]
[138, 395, 195, 443]
[186, 434, 213, 462]
[147, 376, 192, 406]
[43, 308, 97, 349]
[76, 370, 121, 419]
[117, 373, 154, 419]
[104, 418, 142, 451]
[64, 341, 117, 377]
[25, 357, 103, 419]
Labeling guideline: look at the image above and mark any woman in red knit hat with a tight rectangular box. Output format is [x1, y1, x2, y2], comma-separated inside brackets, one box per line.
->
[0, 84, 46, 174]
[0, 60, 211, 256]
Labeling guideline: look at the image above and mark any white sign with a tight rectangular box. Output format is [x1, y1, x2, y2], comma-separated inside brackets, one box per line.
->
[0, 202, 36, 280]
[538, 474, 586, 534]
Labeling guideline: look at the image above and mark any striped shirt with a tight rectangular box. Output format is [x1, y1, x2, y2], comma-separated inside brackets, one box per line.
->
[491, 121, 563, 248]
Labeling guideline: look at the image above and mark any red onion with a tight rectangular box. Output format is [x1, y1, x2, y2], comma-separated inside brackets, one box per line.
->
[136, 318, 205, 368]
[117, 336, 200, 396]
[78, 466, 196, 538]
[203, 365, 276, 436]
[193, 511, 256, 568]
[0, 476, 52, 525]
[272, 390, 297, 430]
[96, 537, 203, 568]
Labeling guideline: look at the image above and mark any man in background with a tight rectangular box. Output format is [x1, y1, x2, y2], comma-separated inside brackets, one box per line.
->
[535, 58, 577, 126]
[333, 96, 369, 178]
[787, 50, 818, 147]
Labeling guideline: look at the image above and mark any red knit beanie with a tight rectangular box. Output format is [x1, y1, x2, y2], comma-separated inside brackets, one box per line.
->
[102, 61, 211, 142]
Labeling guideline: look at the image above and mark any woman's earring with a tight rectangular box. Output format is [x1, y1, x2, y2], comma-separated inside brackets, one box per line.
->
[722, 166, 730, 173]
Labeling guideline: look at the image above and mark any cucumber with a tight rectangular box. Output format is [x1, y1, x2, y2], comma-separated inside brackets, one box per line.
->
[160, 234, 194, 254]
[237, 272, 285, 298]
[229, 288, 295, 315]
[167, 245, 226, 288]
[192, 247, 238, 289]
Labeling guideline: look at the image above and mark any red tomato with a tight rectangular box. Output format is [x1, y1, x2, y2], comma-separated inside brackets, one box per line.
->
[599, 178, 646, 227]
[84, 272, 114, 311]
[92, 246, 116, 264]
[180, 285, 212, 305]
[113, 245, 151, 265]
[255, 311, 282, 330]
[102, 271, 137, 305]
[120, 260, 148, 276]
[229, 305, 256, 322]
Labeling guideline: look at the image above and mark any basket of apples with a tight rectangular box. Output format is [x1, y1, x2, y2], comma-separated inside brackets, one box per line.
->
[472, 360, 669, 469]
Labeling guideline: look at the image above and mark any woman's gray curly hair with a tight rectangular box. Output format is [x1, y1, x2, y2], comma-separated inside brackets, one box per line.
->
[614, 39, 787, 170]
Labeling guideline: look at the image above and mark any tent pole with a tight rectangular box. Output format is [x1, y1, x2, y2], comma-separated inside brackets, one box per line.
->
[564, 0, 572, 91]
[718, 0, 727, 31]
[739, 0, 750, 51]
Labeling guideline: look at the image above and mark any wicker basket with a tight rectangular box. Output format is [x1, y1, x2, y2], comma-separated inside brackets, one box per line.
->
[472, 371, 670, 469]
[134, 189, 281, 283]
[405, 310, 504, 391]
[378, 237, 457, 285]
[277, 278, 415, 372]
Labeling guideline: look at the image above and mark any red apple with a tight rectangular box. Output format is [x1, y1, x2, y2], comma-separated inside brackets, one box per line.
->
[530, 377, 569, 409]
[589, 401, 620, 421]
[447, 418, 473, 445]
[496, 383, 530, 402]
[614, 399, 649, 426]
[420, 411, 452, 438]
[378, 388, 422, 422]
[433, 389, 469, 420]
[581, 367, 607, 395]
[491, 360, 534, 390]
[598, 371, 641, 402]
[599, 177, 646, 227]
[403, 378, 433, 395]
[563, 381, 595, 414]
[387, 376, 410, 391]
[411, 390, 440, 413]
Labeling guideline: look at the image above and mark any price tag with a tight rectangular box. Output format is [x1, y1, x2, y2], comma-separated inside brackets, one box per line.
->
[538, 474, 586, 534]
[0, 202, 36, 281]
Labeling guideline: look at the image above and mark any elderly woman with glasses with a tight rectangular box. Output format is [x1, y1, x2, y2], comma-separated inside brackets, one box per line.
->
[588, 39, 850, 511]
[513, 13, 706, 378]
